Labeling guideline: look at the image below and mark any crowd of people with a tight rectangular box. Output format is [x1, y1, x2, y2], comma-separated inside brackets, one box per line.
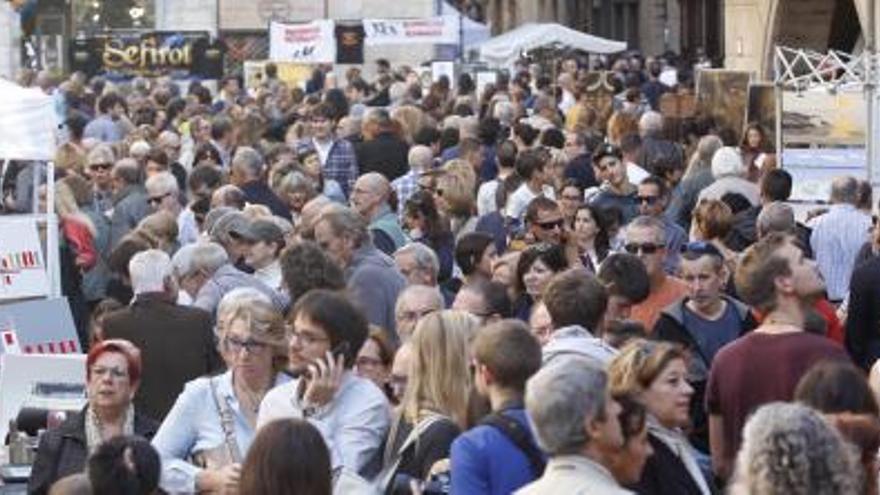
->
[6, 53, 880, 494]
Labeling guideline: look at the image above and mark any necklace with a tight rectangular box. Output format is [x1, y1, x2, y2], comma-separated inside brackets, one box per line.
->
[234, 376, 270, 414]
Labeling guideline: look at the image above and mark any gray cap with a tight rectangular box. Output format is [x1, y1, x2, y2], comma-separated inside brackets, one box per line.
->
[250, 218, 285, 245]
[210, 211, 257, 242]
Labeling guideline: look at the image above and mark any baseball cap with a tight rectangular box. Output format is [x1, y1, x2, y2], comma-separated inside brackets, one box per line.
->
[210, 211, 257, 242]
[250, 219, 285, 246]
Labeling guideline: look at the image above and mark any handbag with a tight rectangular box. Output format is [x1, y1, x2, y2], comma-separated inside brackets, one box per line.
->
[374, 413, 448, 494]
[192, 377, 243, 469]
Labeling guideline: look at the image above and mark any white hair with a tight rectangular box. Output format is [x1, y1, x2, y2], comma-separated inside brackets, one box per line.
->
[145, 171, 179, 196]
[408, 145, 434, 172]
[526, 356, 609, 455]
[395, 284, 445, 316]
[493, 101, 516, 127]
[171, 242, 228, 278]
[129, 140, 151, 159]
[129, 249, 173, 294]
[638, 111, 664, 137]
[711, 146, 745, 179]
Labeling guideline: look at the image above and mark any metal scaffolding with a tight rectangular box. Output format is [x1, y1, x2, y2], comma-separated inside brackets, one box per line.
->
[773, 45, 879, 185]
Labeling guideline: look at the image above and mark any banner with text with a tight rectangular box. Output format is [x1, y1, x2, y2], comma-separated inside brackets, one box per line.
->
[269, 20, 336, 64]
[363, 17, 459, 46]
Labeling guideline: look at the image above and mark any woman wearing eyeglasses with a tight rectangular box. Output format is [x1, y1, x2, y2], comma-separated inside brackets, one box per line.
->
[152, 288, 290, 494]
[29, 339, 159, 495]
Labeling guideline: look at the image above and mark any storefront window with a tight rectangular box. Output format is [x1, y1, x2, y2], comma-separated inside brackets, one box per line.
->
[73, 0, 155, 33]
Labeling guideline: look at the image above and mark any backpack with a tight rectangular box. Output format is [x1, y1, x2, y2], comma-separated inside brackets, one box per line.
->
[479, 411, 546, 477]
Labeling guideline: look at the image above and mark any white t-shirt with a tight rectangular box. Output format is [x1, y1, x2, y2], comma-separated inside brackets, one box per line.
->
[506, 183, 556, 221]
[477, 179, 500, 217]
[312, 138, 333, 165]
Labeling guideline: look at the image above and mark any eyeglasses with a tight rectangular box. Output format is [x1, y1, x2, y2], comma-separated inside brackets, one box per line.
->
[624, 242, 663, 255]
[223, 335, 270, 354]
[147, 193, 171, 205]
[287, 328, 330, 346]
[89, 163, 113, 171]
[637, 195, 659, 205]
[536, 219, 564, 230]
[90, 366, 129, 380]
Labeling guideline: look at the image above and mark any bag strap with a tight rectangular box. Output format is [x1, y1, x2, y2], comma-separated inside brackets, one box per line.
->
[480, 412, 546, 477]
[207, 377, 243, 464]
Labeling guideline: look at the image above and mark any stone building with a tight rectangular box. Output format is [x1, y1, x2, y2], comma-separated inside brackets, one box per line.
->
[725, 0, 873, 78]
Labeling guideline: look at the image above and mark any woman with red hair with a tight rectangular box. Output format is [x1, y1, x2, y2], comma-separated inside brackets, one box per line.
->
[29, 339, 159, 495]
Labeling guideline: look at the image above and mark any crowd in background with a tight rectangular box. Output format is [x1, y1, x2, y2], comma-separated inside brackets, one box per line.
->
[5, 52, 880, 494]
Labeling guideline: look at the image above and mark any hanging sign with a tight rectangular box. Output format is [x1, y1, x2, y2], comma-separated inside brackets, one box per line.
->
[69, 31, 224, 79]
[0, 217, 49, 300]
[269, 20, 336, 64]
[363, 17, 459, 46]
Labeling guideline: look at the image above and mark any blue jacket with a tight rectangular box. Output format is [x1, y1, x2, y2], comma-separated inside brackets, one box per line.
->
[450, 408, 541, 495]
[346, 245, 406, 339]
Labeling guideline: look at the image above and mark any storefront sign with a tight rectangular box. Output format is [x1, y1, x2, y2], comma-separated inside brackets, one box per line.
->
[69, 31, 224, 79]
[269, 20, 336, 64]
[363, 17, 458, 46]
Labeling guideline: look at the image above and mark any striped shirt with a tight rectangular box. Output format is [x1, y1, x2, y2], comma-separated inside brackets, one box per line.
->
[810, 203, 872, 301]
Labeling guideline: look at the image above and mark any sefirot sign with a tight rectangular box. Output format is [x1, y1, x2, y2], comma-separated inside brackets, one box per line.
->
[69, 31, 224, 79]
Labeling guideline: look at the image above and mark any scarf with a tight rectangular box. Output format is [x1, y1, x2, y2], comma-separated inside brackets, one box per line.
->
[84, 405, 135, 453]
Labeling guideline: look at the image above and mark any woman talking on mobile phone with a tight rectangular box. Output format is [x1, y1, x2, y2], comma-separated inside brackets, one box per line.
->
[152, 288, 291, 494]
[257, 289, 392, 477]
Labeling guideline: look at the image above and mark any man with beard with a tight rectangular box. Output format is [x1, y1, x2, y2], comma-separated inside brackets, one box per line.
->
[704, 233, 850, 482]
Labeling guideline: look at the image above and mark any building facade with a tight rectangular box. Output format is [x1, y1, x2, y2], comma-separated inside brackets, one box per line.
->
[725, 0, 873, 78]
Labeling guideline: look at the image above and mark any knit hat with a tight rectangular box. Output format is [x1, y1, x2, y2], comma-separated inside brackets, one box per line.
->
[711, 147, 745, 179]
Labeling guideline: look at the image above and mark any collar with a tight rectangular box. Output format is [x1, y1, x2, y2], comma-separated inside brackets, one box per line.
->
[547, 455, 619, 484]
[131, 291, 175, 305]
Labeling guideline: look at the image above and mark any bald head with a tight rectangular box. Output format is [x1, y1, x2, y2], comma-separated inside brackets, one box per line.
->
[351, 172, 391, 220]
[408, 145, 433, 173]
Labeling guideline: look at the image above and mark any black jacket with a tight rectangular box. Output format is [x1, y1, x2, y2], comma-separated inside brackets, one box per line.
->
[846, 255, 880, 369]
[102, 293, 224, 422]
[627, 433, 714, 495]
[240, 180, 292, 220]
[653, 296, 756, 452]
[355, 132, 410, 181]
[28, 407, 159, 495]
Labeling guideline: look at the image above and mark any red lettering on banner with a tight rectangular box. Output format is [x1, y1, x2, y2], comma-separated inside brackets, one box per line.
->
[3, 333, 12, 345]
[36, 344, 44, 353]
[69, 340, 78, 353]
[23, 345, 32, 354]
[48, 342, 56, 353]
[284, 26, 320, 43]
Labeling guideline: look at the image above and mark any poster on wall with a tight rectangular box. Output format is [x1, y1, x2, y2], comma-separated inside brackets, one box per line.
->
[269, 20, 336, 64]
[746, 83, 777, 147]
[68, 31, 224, 79]
[0, 218, 49, 301]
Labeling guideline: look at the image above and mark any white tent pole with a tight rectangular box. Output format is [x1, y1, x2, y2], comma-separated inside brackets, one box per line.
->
[45, 161, 60, 298]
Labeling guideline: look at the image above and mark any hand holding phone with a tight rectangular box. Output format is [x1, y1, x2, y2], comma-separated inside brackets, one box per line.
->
[302, 348, 346, 408]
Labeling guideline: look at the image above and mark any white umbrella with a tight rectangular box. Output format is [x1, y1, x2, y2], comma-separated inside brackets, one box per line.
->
[478, 23, 627, 68]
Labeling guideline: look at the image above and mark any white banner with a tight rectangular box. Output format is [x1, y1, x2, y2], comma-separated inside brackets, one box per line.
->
[364, 17, 459, 46]
[0, 217, 50, 300]
[269, 20, 336, 64]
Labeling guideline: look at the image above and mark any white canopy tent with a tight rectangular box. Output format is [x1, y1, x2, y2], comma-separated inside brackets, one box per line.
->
[478, 23, 627, 68]
[0, 78, 61, 298]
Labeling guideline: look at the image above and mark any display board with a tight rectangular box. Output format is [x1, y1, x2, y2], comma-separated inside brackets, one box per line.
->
[0, 218, 49, 301]
[269, 20, 336, 64]
[696, 69, 753, 140]
[0, 297, 79, 356]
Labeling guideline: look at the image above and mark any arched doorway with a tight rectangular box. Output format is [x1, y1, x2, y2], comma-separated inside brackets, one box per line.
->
[766, 0, 861, 74]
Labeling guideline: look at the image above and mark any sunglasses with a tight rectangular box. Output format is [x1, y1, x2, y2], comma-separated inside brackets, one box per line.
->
[637, 195, 659, 205]
[147, 193, 170, 205]
[89, 163, 113, 171]
[624, 242, 663, 255]
[537, 219, 564, 230]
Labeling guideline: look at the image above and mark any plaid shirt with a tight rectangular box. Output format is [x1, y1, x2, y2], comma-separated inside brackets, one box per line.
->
[391, 170, 419, 213]
[298, 137, 358, 198]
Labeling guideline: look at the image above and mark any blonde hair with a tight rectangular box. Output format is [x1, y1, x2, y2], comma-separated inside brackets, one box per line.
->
[391, 105, 430, 144]
[136, 211, 178, 248]
[402, 310, 479, 427]
[216, 288, 288, 372]
[438, 159, 477, 218]
[55, 181, 95, 236]
[608, 339, 687, 397]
